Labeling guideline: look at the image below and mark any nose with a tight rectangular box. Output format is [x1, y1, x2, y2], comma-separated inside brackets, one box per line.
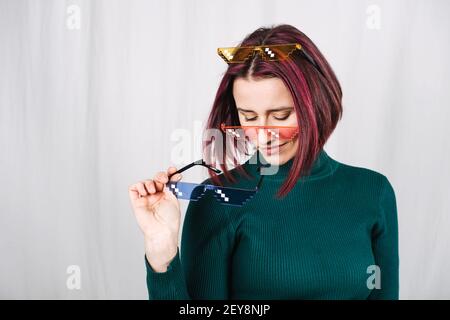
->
[256, 119, 276, 147]
[257, 128, 269, 146]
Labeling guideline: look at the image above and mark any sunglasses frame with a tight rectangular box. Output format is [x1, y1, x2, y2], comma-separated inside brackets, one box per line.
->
[168, 158, 222, 179]
[217, 42, 320, 72]
[166, 159, 266, 207]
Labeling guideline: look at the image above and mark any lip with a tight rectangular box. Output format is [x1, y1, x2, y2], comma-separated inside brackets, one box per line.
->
[260, 141, 290, 154]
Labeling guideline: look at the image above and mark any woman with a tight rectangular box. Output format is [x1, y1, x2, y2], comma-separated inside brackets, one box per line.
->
[128, 24, 399, 299]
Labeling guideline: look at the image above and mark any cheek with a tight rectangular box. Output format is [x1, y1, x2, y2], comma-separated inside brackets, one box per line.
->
[279, 128, 299, 140]
[282, 142, 298, 162]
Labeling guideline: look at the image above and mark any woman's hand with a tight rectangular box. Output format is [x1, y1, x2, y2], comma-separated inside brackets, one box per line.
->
[128, 167, 182, 272]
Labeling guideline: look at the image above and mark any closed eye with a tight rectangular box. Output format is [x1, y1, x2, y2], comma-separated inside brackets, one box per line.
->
[273, 114, 290, 121]
[273, 112, 291, 121]
[241, 111, 292, 122]
[244, 114, 290, 121]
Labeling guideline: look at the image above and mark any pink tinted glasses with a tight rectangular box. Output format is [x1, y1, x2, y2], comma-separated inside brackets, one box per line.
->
[220, 123, 299, 141]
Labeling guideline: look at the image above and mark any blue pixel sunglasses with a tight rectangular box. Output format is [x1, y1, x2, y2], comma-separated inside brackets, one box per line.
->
[166, 159, 265, 207]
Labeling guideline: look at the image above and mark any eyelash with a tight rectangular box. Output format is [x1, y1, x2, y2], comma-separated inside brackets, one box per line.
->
[244, 114, 291, 121]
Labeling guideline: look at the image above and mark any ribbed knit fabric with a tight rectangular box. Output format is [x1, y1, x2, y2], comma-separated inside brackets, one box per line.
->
[145, 149, 399, 300]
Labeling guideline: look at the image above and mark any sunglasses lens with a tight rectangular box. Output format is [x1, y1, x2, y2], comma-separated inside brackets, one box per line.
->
[213, 187, 257, 206]
[219, 47, 254, 63]
[167, 181, 257, 207]
[243, 127, 258, 139]
[224, 126, 298, 141]
[278, 127, 299, 140]
[167, 182, 206, 201]
[234, 47, 256, 62]
[224, 128, 247, 140]
[260, 44, 301, 61]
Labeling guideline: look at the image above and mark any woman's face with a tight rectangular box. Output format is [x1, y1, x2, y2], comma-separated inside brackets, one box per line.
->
[232, 76, 299, 165]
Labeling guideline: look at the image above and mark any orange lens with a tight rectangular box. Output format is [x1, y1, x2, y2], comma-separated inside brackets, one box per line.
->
[257, 43, 301, 61]
[217, 47, 255, 64]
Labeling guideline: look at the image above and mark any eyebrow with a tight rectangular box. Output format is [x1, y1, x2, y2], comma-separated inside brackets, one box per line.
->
[237, 107, 293, 113]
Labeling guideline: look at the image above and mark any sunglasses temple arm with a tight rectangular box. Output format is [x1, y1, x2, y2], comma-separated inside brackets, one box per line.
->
[168, 160, 222, 179]
[301, 49, 315, 67]
[256, 174, 264, 190]
[255, 164, 270, 190]
[301, 49, 326, 78]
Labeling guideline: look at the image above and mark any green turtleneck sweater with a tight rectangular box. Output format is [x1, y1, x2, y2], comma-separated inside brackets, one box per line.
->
[145, 149, 399, 299]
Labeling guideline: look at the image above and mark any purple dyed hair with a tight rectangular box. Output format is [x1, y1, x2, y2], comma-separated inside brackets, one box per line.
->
[203, 24, 343, 198]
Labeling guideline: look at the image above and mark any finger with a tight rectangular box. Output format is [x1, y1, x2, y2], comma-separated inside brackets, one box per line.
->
[167, 166, 178, 175]
[153, 180, 164, 193]
[169, 173, 182, 182]
[128, 184, 140, 201]
[154, 171, 168, 183]
[144, 180, 156, 194]
[153, 171, 168, 192]
[167, 167, 182, 182]
[136, 182, 148, 197]
[165, 186, 178, 202]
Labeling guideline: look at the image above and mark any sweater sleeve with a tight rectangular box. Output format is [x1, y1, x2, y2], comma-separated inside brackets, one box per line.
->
[145, 190, 236, 300]
[368, 176, 399, 300]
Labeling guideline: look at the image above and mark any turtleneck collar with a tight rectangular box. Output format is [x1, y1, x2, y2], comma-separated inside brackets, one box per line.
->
[244, 148, 339, 181]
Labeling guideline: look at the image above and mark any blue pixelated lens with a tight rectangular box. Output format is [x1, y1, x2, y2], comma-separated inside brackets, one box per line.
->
[166, 181, 257, 207]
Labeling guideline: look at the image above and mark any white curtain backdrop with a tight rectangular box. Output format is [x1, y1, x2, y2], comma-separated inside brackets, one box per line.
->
[1, 0, 449, 299]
